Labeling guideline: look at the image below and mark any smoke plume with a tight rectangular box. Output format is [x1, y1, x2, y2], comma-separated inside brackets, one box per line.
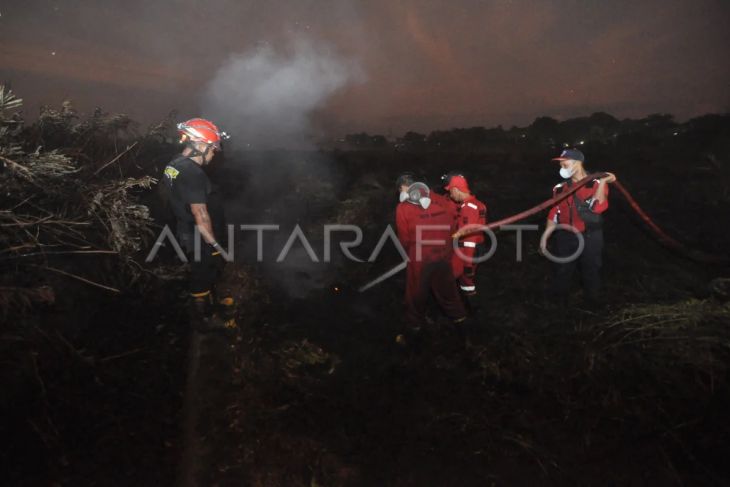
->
[202, 38, 362, 149]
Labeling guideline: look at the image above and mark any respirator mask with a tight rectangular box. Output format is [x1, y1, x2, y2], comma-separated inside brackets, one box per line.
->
[405, 182, 431, 209]
[559, 162, 576, 179]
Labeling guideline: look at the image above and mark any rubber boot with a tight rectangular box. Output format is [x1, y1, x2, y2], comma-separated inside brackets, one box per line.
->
[217, 296, 239, 331]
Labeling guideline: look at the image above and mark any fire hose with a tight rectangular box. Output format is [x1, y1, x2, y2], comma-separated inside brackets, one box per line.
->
[359, 172, 728, 292]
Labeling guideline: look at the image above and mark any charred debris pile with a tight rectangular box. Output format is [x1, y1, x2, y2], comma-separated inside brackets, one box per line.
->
[0, 86, 176, 303]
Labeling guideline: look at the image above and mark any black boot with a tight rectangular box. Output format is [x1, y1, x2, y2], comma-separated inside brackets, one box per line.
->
[216, 296, 239, 330]
[396, 326, 424, 353]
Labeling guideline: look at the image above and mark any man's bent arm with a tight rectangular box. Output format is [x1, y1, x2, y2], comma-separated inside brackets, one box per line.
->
[190, 203, 218, 245]
[594, 172, 616, 206]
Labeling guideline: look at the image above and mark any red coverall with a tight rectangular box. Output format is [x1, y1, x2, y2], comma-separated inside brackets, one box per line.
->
[547, 180, 608, 233]
[452, 195, 487, 295]
[396, 195, 467, 327]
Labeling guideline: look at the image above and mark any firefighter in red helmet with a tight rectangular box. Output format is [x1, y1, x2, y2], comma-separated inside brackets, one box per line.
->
[444, 173, 488, 313]
[163, 118, 233, 324]
[395, 174, 468, 346]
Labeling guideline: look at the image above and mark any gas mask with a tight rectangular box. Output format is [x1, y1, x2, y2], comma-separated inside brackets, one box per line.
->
[559, 162, 576, 179]
[405, 182, 431, 209]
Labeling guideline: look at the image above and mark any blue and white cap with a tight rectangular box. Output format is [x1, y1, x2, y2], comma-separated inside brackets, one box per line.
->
[552, 148, 585, 162]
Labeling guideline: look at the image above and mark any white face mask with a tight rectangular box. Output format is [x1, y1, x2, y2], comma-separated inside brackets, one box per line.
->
[402, 182, 431, 208]
[559, 162, 576, 179]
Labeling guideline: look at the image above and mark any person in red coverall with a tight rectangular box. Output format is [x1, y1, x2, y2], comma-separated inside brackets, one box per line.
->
[395, 174, 467, 344]
[539, 149, 616, 305]
[443, 174, 487, 311]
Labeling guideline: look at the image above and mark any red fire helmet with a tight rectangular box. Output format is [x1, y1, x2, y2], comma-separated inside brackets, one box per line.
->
[177, 118, 229, 148]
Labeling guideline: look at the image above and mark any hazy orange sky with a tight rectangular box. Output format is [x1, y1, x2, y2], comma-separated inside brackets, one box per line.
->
[1, 0, 728, 134]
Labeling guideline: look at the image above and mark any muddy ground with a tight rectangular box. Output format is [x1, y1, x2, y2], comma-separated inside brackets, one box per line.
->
[3, 141, 730, 486]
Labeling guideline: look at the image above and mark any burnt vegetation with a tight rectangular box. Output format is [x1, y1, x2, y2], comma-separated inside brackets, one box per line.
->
[2, 85, 730, 486]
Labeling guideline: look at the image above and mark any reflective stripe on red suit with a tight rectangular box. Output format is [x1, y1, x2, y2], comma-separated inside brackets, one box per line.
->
[396, 193, 466, 326]
[451, 195, 487, 294]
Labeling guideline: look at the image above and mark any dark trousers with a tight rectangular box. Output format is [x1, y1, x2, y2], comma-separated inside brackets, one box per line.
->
[406, 260, 467, 327]
[180, 234, 225, 297]
[550, 229, 603, 301]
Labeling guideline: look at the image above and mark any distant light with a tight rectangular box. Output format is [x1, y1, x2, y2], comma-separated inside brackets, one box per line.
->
[579, 140, 585, 145]
[673, 132, 678, 136]
[51, 51, 56, 56]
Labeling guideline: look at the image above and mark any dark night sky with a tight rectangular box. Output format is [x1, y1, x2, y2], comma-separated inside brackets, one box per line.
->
[1, 0, 729, 134]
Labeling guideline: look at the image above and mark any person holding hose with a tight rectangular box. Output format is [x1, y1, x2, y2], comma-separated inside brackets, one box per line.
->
[395, 173, 468, 347]
[442, 173, 488, 313]
[163, 118, 234, 326]
[539, 149, 616, 306]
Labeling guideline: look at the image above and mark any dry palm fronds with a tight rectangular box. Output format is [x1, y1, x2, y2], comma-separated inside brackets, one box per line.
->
[0, 85, 23, 117]
[1, 84, 166, 304]
[0, 86, 24, 144]
[88, 176, 157, 254]
[24, 150, 79, 178]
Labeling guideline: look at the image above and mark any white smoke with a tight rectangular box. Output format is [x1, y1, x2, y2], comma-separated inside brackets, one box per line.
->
[202, 38, 362, 149]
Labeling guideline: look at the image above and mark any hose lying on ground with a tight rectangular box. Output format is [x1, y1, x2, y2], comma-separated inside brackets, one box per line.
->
[359, 173, 728, 292]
